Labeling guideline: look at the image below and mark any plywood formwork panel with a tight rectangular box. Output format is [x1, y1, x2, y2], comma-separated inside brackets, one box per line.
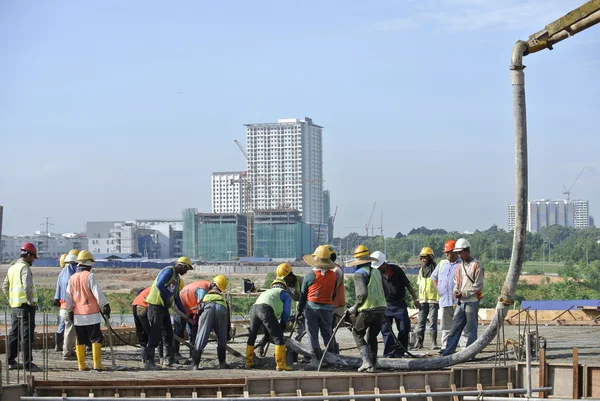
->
[586, 366, 600, 398]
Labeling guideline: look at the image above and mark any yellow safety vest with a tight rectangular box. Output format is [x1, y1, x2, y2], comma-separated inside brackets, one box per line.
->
[418, 268, 440, 302]
[202, 293, 228, 309]
[357, 266, 387, 312]
[146, 266, 179, 306]
[7, 260, 38, 307]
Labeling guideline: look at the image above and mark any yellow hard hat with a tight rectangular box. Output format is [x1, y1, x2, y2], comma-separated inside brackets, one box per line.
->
[271, 278, 288, 289]
[353, 245, 370, 259]
[419, 247, 435, 257]
[213, 275, 228, 291]
[77, 250, 95, 265]
[68, 249, 80, 256]
[276, 263, 292, 278]
[176, 256, 194, 269]
[325, 244, 336, 256]
[59, 254, 67, 268]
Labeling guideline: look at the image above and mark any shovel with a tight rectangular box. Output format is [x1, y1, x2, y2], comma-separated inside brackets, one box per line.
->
[101, 312, 128, 371]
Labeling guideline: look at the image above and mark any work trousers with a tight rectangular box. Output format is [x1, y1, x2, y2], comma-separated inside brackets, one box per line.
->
[440, 305, 470, 350]
[146, 304, 174, 362]
[173, 312, 194, 354]
[57, 315, 65, 334]
[194, 303, 229, 352]
[381, 303, 410, 357]
[74, 323, 103, 345]
[8, 304, 36, 367]
[59, 308, 76, 357]
[417, 302, 439, 339]
[247, 304, 284, 346]
[305, 306, 334, 359]
[133, 305, 151, 347]
[443, 301, 479, 356]
[352, 309, 384, 359]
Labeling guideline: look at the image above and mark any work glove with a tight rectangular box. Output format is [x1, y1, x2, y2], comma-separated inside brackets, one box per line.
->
[53, 299, 60, 307]
[102, 304, 111, 319]
[414, 300, 422, 310]
[347, 306, 358, 316]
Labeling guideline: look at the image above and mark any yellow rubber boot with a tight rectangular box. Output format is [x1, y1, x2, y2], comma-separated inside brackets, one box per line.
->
[275, 345, 292, 371]
[245, 345, 255, 368]
[76, 344, 88, 371]
[92, 343, 105, 371]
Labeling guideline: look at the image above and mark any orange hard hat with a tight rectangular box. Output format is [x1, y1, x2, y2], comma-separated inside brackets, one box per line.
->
[443, 240, 456, 253]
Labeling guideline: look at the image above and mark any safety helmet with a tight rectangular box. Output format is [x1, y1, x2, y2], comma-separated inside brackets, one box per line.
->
[68, 249, 80, 256]
[324, 244, 336, 256]
[21, 242, 38, 258]
[370, 251, 386, 268]
[271, 278, 288, 289]
[77, 250, 95, 267]
[213, 275, 228, 291]
[453, 238, 471, 252]
[176, 256, 194, 269]
[276, 263, 293, 278]
[419, 247, 435, 258]
[65, 253, 78, 263]
[353, 245, 370, 259]
[59, 254, 67, 268]
[443, 240, 457, 253]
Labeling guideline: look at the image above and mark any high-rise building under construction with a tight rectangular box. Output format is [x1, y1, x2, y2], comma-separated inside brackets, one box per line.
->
[507, 199, 590, 233]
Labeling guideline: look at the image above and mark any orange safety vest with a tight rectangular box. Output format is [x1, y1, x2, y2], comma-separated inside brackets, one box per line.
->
[307, 269, 336, 305]
[70, 271, 100, 316]
[332, 266, 346, 308]
[180, 280, 211, 312]
[132, 287, 151, 308]
[455, 261, 483, 300]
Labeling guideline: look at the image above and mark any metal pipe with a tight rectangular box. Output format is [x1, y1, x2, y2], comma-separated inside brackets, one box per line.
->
[525, 330, 532, 398]
[21, 387, 554, 401]
[465, 397, 576, 401]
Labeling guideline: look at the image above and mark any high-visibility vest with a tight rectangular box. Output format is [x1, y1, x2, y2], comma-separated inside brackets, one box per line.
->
[418, 268, 440, 302]
[70, 271, 101, 316]
[202, 292, 228, 309]
[307, 269, 336, 305]
[146, 266, 179, 306]
[332, 266, 346, 308]
[180, 280, 211, 312]
[256, 288, 284, 319]
[357, 266, 387, 312]
[7, 260, 38, 307]
[132, 287, 151, 307]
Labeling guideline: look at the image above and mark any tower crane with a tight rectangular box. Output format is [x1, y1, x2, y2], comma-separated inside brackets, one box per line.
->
[562, 165, 587, 201]
[366, 202, 376, 237]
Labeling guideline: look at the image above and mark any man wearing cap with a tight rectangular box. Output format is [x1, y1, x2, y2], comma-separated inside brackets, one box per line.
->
[443, 238, 484, 356]
[347, 245, 389, 373]
[144, 256, 192, 369]
[414, 247, 440, 349]
[53, 249, 79, 360]
[2, 242, 40, 371]
[298, 245, 341, 364]
[371, 251, 420, 358]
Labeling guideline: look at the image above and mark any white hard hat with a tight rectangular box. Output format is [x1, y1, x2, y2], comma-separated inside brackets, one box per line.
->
[370, 251, 387, 268]
[64, 254, 78, 263]
[454, 238, 471, 252]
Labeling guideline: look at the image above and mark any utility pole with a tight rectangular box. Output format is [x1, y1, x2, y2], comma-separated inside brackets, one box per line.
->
[40, 217, 54, 257]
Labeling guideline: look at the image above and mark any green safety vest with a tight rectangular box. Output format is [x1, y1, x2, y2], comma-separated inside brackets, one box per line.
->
[7, 260, 38, 308]
[357, 266, 386, 312]
[202, 293, 228, 309]
[256, 288, 284, 319]
[418, 267, 440, 302]
[146, 266, 179, 306]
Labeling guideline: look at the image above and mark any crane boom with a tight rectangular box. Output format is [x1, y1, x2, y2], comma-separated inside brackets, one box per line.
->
[234, 139, 248, 160]
[563, 165, 587, 201]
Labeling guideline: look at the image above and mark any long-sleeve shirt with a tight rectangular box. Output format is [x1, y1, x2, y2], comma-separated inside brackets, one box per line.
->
[66, 269, 109, 326]
[382, 264, 412, 307]
[354, 265, 390, 308]
[2, 259, 36, 306]
[54, 263, 78, 308]
[431, 257, 462, 308]
[155, 267, 185, 312]
[454, 258, 484, 303]
[279, 290, 293, 325]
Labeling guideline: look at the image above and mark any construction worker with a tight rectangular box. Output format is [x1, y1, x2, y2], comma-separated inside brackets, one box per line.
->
[174, 278, 212, 361]
[245, 278, 293, 371]
[53, 253, 67, 353]
[190, 275, 231, 370]
[143, 256, 192, 369]
[431, 240, 468, 353]
[297, 245, 340, 365]
[443, 238, 485, 356]
[371, 251, 420, 358]
[346, 245, 388, 373]
[2, 242, 40, 371]
[326, 244, 345, 354]
[53, 249, 79, 360]
[414, 247, 440, 349]
[66, 250, 111, 371]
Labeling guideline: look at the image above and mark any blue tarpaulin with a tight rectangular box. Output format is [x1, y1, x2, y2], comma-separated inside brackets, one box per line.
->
[521, 299, 600, 310]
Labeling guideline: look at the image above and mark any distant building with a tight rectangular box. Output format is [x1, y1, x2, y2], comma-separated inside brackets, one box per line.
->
[211, 171, 245, 214]
[86, 220, 182, 258]
[1, 233, 87, 262]
[0, 205, 3, 261]
[507, 199, 590, 232]
[244, 117, 324, 224]
[590, 215, 595, 228]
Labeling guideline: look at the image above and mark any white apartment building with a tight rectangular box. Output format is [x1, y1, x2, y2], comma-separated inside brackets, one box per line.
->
[1, 233, 87, 262]
[244, 117, 324, 224]
[507, 199, 590, 232]
[211, 171, 245, 214]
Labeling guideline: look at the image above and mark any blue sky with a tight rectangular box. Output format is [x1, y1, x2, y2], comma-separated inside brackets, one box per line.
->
[1, 0, 599, 237]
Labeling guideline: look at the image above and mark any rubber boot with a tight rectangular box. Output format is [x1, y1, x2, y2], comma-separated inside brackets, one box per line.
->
[144, 348, 162, 370]
[76, 344, 88, 371]
[217, 346, 229, 369]
[245, 345, 255, 368]
[414, 334, 424, 350]
[55, 332, 64, 352]
[189, 350, 201, 370]
[274, 344, 292, 371]
[92, 343, 104, 371]
[358, 345, 373, 372]
[431, 332, 439, 350]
